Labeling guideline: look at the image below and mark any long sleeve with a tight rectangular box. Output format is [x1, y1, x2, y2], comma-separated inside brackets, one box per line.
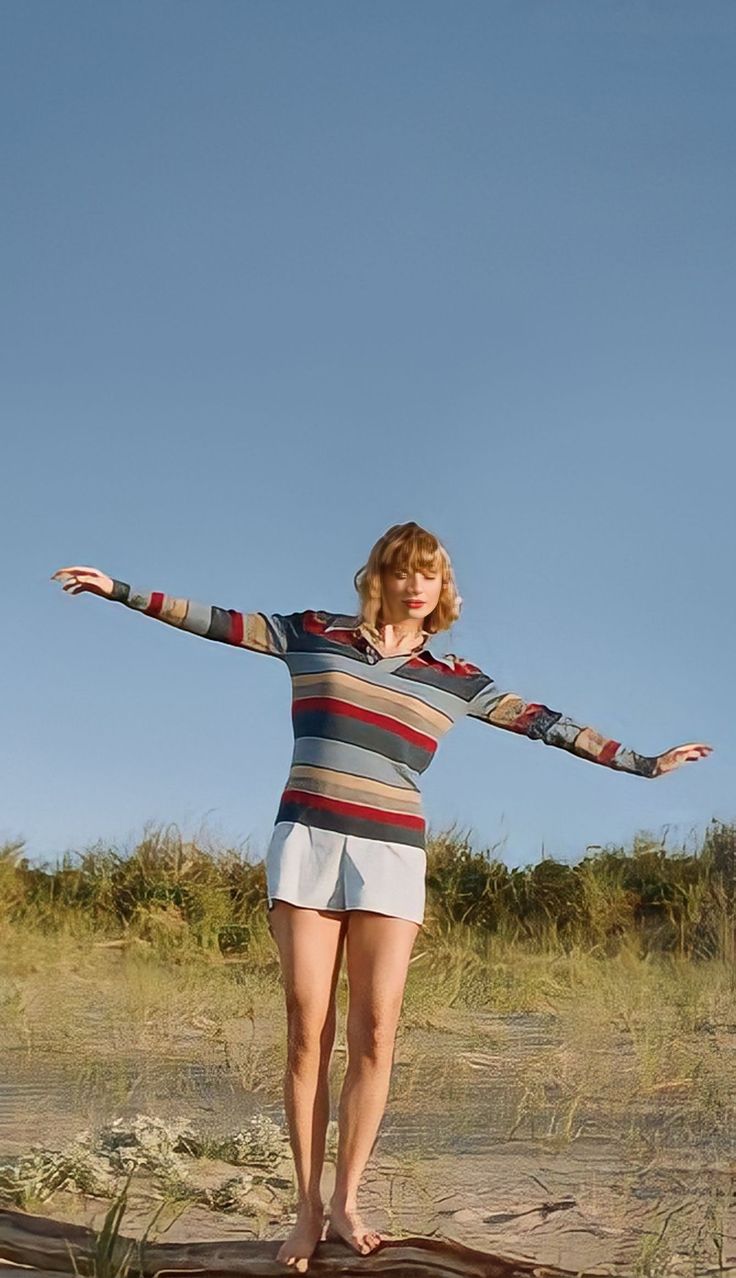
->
[109, 579, 302, 660]
[464, 667, 658, 778]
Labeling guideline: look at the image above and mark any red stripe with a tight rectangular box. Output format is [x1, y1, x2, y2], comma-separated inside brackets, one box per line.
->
[228, 609, 244, 645]
[293, 695, 437, 753]
[302, 610, 331, 638]
[511, 703, 550, 733]
[146, 591, 165, 616]
[598, 739, 620, 765]
[451, 656, 484, 676]
[280, 788, 425, 831]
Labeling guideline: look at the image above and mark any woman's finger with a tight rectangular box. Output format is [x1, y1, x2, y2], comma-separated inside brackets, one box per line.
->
[51, 565, 100, 578]
[655, 742, 713, 775]
[669, 745, 711, 770]
[52, 567, 114, 599]
[56, 572, 97, 586]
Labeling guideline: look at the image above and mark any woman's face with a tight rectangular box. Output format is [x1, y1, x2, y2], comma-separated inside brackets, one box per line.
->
[380, 561, 443, 628]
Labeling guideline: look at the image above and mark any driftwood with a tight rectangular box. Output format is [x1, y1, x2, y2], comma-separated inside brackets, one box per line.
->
[0, 1205, 610, 1277]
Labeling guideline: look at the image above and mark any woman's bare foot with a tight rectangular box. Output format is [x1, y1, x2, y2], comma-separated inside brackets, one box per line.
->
[275, 1202, 326, 1272]
[325, 1201, 383, 1254]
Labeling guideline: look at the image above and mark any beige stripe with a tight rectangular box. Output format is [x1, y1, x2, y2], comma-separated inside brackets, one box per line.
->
[286, 764, 422, 816]
[159, 597, 190, 626]
[240, 613, 277, 655]
[572, 726, 609, 760]
[288, 763, 421, 812]
[487, 693, 527, 727]
[292, 669, 451, 736]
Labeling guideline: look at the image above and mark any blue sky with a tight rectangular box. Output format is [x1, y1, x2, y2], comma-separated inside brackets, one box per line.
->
[3, 1, 733, 871]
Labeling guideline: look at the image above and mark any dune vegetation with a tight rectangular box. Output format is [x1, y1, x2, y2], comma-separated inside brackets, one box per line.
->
[1, 818, 734, 1273]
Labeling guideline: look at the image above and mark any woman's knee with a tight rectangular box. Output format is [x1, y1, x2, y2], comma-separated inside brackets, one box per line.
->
[286, 998, 338, 1063]
[346, 1010, 400, 1062]
[343, 911, 419, 1057]
[269, 901, 346, 1057]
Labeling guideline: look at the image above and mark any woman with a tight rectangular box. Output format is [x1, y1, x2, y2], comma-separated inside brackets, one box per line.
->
[51, 521, 711, 1272]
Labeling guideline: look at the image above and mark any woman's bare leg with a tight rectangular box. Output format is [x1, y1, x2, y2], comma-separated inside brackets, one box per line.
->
[326, 909, 421, 1255]
[268, 901, 347, 1272]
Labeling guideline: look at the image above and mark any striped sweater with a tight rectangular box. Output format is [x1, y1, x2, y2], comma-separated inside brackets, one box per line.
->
[109, 580, 659, 849]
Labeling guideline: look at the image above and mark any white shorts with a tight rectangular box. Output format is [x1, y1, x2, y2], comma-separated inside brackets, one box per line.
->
[265, 820, 426, 926]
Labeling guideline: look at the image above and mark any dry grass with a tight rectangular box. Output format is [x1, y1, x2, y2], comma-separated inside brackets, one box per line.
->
[1, 916, 734, 1156]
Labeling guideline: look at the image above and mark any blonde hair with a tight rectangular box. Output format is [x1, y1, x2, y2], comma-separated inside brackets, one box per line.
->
[353, 521, 463, 639]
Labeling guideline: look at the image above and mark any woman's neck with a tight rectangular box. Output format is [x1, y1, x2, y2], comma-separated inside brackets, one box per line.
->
[364, 617, 427, 655]
[382, 621, 423, 641]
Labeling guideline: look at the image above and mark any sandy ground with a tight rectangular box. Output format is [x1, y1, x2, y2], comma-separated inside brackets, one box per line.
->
[1, 1132, 733, 1276]
[1, 1004, 735, 1273]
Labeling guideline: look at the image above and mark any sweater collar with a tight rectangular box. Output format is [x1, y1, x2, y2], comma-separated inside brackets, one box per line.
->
[324, 614, 430, 655]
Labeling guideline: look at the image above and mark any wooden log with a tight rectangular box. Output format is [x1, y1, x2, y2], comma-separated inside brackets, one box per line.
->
[0, 1205, 608, 1277]
[0, 1268, 68, 1277]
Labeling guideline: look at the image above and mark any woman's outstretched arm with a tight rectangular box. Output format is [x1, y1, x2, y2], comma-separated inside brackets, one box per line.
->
[461, 662, 712, 778]
[50, 565, 298, 659]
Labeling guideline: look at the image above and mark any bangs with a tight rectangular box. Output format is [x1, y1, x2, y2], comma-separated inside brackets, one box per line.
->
[355, 520, 460, 635]
[380, 528, 442, 575]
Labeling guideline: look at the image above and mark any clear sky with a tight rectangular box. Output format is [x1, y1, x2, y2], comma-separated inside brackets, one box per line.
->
[3, 1, 733, 871]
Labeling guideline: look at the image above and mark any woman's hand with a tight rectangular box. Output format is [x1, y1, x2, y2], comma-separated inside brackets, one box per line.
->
[652, 742, 713, 777]
[50, 565, 115, 598]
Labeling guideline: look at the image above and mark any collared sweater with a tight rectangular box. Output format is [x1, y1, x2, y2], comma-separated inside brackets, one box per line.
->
[109, 580, 658, 849]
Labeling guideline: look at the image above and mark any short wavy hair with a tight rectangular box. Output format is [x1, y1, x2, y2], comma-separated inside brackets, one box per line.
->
[353, 522, 463, 639]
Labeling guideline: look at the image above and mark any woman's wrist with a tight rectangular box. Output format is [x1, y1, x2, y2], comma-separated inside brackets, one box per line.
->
[110, 579, 131, 604]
